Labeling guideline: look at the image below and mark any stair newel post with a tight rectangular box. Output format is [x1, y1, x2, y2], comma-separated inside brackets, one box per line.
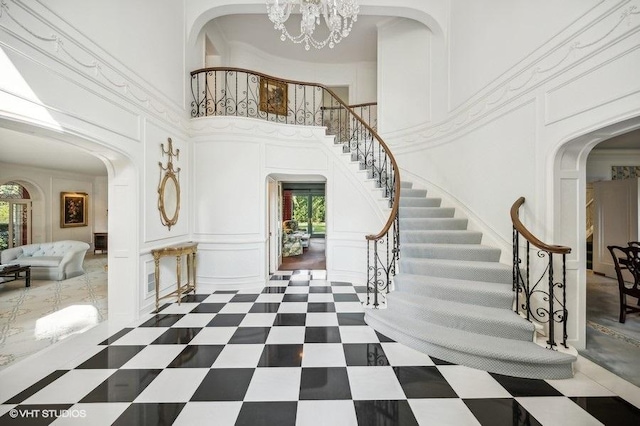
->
[366, 239, 371, 305]
[562, 253, 568, 348]
[547, 253, 556, 349]
[525, 241, 531, 321]
[512, 226, 520, 313]
[373, 241, 379, 308]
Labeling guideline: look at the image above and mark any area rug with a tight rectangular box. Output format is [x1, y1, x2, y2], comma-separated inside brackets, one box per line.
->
[0, 254, 107, 370]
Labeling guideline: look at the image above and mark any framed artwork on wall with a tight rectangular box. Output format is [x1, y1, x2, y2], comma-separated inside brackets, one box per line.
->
[61, 192, 88, 228]
[259, 77, 288, 116]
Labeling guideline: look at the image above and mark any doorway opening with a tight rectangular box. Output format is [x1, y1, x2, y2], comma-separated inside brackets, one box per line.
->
[0, 182, 32, 250]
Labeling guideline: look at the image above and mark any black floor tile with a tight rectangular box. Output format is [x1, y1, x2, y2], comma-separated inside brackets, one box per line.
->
[344, 343, 389, 366]
[0, 404, 74, 426]
[333, 294, 361, 302]
[464, 398, 542, 426]
[489, 373, 563, 397]
[394, 366, 458, 398]
[337, 313, 367, 326]
[235, 401, 298, 426]
[3, 370, 68, 404]
[168, 345, 224, 368]
[228, 327, 270, 344]
[99, 328, 134, 345]
[270, 275, 291, 281]
[113, 402, 185, 426]
[309, 287, 332, 293]
[283, 294, 309, 303]
[331, 281, 352, 286]
[258, 344, 304, 367]
[353, 286, 368, 294]
[273, 313, 307, 327]
[190, 369, 254, 401]
[76, 346, 146, 369]
[206, 314, 245, 327]
[249, 303, 280, 313]
[354, 400, 418, 426]
[151, 328, 201, 345]
[304, 326, 341, 343]
[190, 303, 226, 314]
[139, 314, 184, 327]
[429, 356, 455, 365]
[288, 280, 310, 286]
[230, 294, 259, 303]
[299, 367, 352, 400]
[80, 369, 161, 402]
[375, 331, 395, 343]
[570, 396, 640, 426]
[307, 302, 336, 313]
[262, 286, 287, 293]
[179, 294, 210, 303]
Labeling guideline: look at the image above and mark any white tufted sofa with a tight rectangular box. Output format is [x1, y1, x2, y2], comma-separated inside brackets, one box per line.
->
[1, 240, 90, 281]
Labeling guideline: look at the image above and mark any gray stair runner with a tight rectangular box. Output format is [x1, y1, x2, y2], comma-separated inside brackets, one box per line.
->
[365, 181, 576, 379]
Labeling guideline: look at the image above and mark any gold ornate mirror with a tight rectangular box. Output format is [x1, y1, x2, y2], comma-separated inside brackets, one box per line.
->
[158, 138, 181, 230]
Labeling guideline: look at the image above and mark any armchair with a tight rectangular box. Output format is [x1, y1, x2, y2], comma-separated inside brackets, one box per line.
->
[282, 231, 303, 257]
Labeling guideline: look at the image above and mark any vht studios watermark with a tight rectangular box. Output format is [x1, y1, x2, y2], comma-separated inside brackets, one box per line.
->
[8, 408, 87, 419]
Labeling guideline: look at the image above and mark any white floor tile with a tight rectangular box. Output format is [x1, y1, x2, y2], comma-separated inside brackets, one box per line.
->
[266, 326, 306, 344]
[159, 303, 199, 314]
[330, 287, 356, 294]
[110, 327, 167, 345]
[381, 343, 435, 366]
[334, 302, 364, 313]
[285, 287, 309, 294]
[290, 275, 311, 282]
[278, 302, 308, 313]
[255, 294, 285, 303]
[297, 400, 358, 426]
[23, 369, 115, 404]
[218, 303, 253, 314]
[212, 344, 264, 368]
[436, 365, 512, 399]
[237, 287, 264, 294]
[202, 294, 235, 303]
[547, 372, 616, 397]
[120, 345, 185, 369]
[240, 313, 277, 327]
[308, 294, 334, 303]
[347, 366, 406, 400]
[172, 314, 216, 328]
[134, 368, 209, 402]
[301, 343, 347, 367]
[409, 399, 481, 426]
[339, 326, 380, 343]
[309, 280, 330, 287]
[305, 313, 339, 327]
[51, 403, 130, 426]
[188, 327, 236, 345]
[173, 402, 242, 426]
[516, 396, 604, 426]
[244, 367, 301, 401]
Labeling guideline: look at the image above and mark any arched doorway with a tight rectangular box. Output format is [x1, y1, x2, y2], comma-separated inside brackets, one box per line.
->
[0, 181, 33, 249]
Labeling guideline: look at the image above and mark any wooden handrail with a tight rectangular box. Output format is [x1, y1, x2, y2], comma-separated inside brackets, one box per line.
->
[510, 197, 571, 254]
[191, 67, 400, 243]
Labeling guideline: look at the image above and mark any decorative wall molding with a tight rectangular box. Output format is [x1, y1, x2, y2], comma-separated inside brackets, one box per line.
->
[388, 0, 640, 149]
[0, 0, 189, 133]
[190, 116, 329, 141]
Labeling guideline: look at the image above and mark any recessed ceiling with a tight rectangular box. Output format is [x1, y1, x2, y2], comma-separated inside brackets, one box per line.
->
[0, 127, 107, 176]
[211, 14, 384, 64]
[592, 128, 640, 150]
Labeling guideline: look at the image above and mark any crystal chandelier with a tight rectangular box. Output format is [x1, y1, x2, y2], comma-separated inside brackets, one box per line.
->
[266, 0, 359, 50]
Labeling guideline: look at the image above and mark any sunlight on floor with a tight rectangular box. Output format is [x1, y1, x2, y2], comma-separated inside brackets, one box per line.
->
[34, 305, 99, 341]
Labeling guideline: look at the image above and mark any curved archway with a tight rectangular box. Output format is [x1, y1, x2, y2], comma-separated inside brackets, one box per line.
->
[553, 115, 640, 350]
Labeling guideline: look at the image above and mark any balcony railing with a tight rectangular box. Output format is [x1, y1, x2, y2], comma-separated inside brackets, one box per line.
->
[190, 68, 399, 306]
[511, 197, 572, 349]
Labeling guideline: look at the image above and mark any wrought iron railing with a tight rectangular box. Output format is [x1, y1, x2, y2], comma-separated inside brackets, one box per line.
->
[511, 197, 572, 349]
[190, 68, 400, 306]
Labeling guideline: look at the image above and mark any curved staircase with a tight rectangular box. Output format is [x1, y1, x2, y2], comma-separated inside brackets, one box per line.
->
[364, 181, 576, 379]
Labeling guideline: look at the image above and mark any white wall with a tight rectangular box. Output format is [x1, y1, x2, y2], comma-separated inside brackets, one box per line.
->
[587, 150, 640, 183]
[191, 117, 386, 290]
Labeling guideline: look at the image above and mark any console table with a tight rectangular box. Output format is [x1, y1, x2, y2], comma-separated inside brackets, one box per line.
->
[151, 242, 198, 312]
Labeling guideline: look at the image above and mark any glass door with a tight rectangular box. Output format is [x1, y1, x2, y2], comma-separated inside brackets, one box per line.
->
[0, 201, 8, 250]
[12, 202, 30, 247]
[310, 195, 325, 237]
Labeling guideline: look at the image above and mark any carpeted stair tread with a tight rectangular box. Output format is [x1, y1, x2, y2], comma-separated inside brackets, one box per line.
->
[400, 197, 442, 207]
[385, 292, 535, 341]
[364, 310, 575, 379]
[399, 258, 513, 284]
[393, 274, 513, 308]
[400, 217, 468, 230]
[400, 188, 428, 198]
[400, 230, 483, 244]
[399, 207, 455, 218]
[401, 243, 501, 262]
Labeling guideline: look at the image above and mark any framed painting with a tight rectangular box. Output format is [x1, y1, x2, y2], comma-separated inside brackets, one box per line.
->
[61, 192, 88, 228]
[259, 77, 288, 116]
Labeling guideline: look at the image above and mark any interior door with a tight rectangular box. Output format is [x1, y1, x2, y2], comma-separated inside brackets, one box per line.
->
[11, 202, 31, 247]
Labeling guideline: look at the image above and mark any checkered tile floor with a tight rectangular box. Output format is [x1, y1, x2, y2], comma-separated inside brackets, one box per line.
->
[1, 270, 640, 425]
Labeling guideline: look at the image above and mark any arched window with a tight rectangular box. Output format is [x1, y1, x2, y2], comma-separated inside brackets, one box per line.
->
[0, 181, 31, 249]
